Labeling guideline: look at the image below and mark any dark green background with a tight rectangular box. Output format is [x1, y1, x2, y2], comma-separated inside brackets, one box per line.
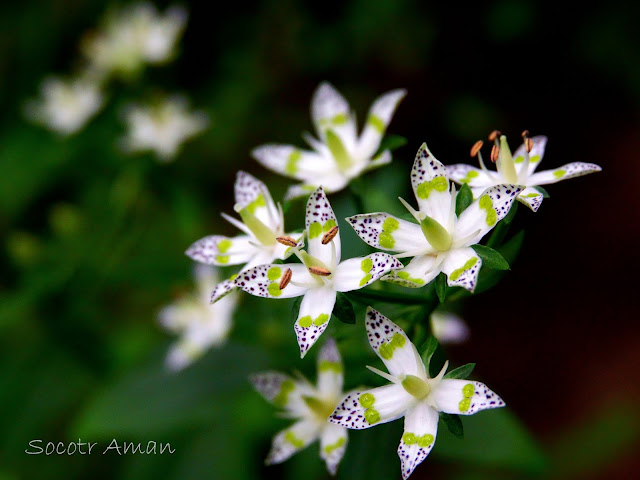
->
[1, 1, 638, 479]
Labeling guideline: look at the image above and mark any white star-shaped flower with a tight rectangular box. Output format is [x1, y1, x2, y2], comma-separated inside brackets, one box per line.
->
[446, 133, 601, 212]
[82, 2, 187, 79]
[120, 95, 208, 161]
[251, 338, 349, 475]
[24, 75, 104, 135]
[233, 187, 402, 357]
[252, 82, 406, 199]
[158, 265, 238, 371]
[347, 144, 523, 292]
[330, 308, 505, 479]
[186, 171, 301, 303]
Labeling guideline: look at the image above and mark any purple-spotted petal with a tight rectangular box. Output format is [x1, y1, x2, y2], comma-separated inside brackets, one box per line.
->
[441, 247, 482, 293]
[527, 162, 602, 186]
[185, 234, 256, 266]
[294, 287, 337, 358]
[432, 378, 505, 415]
[398, 402, 439, 480]
[305, 187, 341, 265]
[319, 423, 349, 476]
[233, 264, 311, 299]
[333, 253, 402, 292]
[346, 213, 428, 253]
[266, 420, 320, 465]
[410, 143, 452, 227]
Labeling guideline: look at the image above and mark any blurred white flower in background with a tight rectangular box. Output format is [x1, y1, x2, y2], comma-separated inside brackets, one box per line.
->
[82, 2, 187, 80]
[120, 95, 208, 161]
[24, 75, 104, 135]
[158, 265, 238, 371]
[430, 311, 469, 345]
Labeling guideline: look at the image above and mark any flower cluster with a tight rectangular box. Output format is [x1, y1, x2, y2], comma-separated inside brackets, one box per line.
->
[176, 83, 601, 477]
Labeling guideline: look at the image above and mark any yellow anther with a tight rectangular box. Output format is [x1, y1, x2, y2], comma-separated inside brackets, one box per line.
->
[308, 266, 331, 276]
[321, 226, 339, 245]
[279, 268, 292, 290]
[276, 236, 298, 247]
[470, 140, 483, 158]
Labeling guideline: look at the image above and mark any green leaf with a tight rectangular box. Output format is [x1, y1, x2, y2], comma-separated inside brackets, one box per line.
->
[435, 272, 447, 302]
[333, 292, 356, 324]
[472, 244, 510, 270]
[374, 134, 407, 157]
[419, 336, 439, 368]
[291, 296, 303, 320]
[498, 230, 525, 265]
[444, 362, 475, 379]
[455, 183, 473, 216]
[440, 412, 464, 439]
[535, 185, 550, 198]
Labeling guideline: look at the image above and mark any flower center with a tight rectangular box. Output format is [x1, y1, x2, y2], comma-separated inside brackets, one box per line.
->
[420, 215, 452, 252]
[325, 129, 353, 172]
[237, 206, 276, 246]
[401, 375, 431, 400]
[496, 135, 518, 184]
[303, 395, 337, 423]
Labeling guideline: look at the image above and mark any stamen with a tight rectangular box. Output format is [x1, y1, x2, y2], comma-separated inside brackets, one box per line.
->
[366, 365, 399, 384]
[525, 137, 534, 153]
[321, 226, 339, 245]
[488, 130, 501, 142]
[398, 196, 421, 222]
[490, 144, 500, 163]
[279, 268, 292, 290]
[308, 266, 331, 276]
[521, 129, 530, 139]
[276, 236, 298, 247]
[470, 140, 483, 158]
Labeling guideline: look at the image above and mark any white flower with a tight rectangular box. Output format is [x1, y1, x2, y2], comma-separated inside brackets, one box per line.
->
[233, 187, 402, 357]
[252, 82, 406, 199]
[120, 96, 208, 160]
[251, 338, 349, 475]
[446, 133, 601, 212]
[158, 265, 238, 371]
[24, 76, 104, 135]
[347, 144, 523, 293]
[82, 2, 187, 79]
[186, 171, 301, 303]
[430, 311, 469, 344]
[330, 308, 505, 479]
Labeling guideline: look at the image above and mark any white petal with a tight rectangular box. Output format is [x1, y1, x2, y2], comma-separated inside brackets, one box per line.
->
[284, 183, 323, 200]
[398, 402, 439, 479]
[362, 149, 392, 173]
[516, 186, 544, 212]
[512, 135, 547, 176]
[365, 307, 426, 378]
[333, 253, 403, 292]
[266, 420, 320, 465]
[357, 89, 407, 158]
[250, 371, 314, 414]
[193, 264, 219, 303]
[329, 383, 414, 430]
[316, 337, 344, 399]
[383, 255, 442, 288]
[210, 278, 239, 304]
[252, 144, 337, 181]
[305, 187, 341, 265]
[527, 162, 602, 186]
[453, 184, 523, 246]
[432, 378, 505, 415]
[165, 340, 200, 371]
[410, 144, 452, 227]
[346, 213, 429, 253]
[234, 171, 280, 231]
[445, 164, 496, 189]
[319, 423, 349, 476]
[234, 264, 311, 299]
[441, 247, 482, 293]
[295, 287, 337, 358]
[311, 82, 357, 147]
[185, 234, 256, 266]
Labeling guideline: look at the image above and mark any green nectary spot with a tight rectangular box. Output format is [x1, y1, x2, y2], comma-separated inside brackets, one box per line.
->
[553, 169, 566, 179]
[379, 217, 399, 249]
[273, 379, 295, 407]
[267, 267, 281, 281]
[216, 255, 229, 264]
[309, 222, 322, 239]
[514, 155, 524, 164]
[397, 271, 425, 285]
[367, 114, 385, 133]
[286, 150, 302, 175]
[359, 274, 372, 287]
[319, 360, 342, 373]
[379, 332, 406, 359]
[326, 129, 352, 171]
[525, 193, 539, 198]
[267, 283, 282, 297]
[402, 432, 417, 445]
[323, 219, 337, 232]
[461, 170, 479, 183]
[459, 398, 471, 412]
[417, 434, 434, 447]
[416, 176, 448, 199]
[331, 113, 348, 125]
[463, 383, 474, 398]
[313, 314, 330, 326]
[246, 194, 266, 214]
[359, 393, 375, 408]
[217, 239, 232, 253]
[229, 274, 238, 281]
[530, 155, 541, 163]
[285, 431, 304, 448]
[364, 408, 380, 424]
[323, 437, 345, 454]
[479, 194, 497, 226]
[449, 257, 478, 281]
[298, 315, 312, 328]
[361, 258, 373, 273]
